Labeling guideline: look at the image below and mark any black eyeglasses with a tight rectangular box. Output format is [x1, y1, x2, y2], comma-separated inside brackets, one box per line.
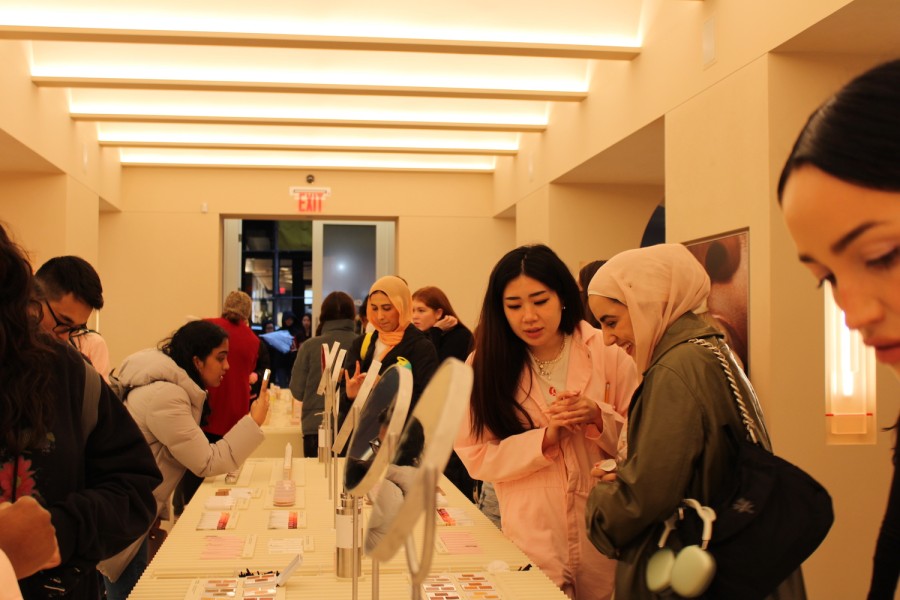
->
[64, 325, 93, 351]
[44, 301, 88, 338]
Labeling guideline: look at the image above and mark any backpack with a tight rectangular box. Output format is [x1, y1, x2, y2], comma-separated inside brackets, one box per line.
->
[81, 359, 102, 439]
[107, 370, 135, 403]
[81, 364, 135, 439]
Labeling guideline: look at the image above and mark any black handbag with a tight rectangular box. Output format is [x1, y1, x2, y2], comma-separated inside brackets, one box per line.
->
[677, 338, 835, 600]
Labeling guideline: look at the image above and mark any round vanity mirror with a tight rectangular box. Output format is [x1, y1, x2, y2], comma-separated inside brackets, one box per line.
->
[365, 358, 473, 560]
[343, 363, 413, 496]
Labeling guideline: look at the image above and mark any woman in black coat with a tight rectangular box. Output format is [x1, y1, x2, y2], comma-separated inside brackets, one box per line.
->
[343, 276, 439, 417]
[409, 285, 477, 501]
[411, 286, 474, 364]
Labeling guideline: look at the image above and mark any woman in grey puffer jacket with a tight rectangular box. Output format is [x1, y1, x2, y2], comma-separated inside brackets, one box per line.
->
[100, 320, 269, 600]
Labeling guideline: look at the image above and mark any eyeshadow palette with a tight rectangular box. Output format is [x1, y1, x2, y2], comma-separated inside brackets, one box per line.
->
[184, 577, 285, 600]
[421, 572, 501, 600]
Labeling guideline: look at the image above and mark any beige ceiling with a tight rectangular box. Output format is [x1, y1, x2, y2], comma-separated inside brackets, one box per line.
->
[0, 0, 646, 173]
[4, 1, 895, 179]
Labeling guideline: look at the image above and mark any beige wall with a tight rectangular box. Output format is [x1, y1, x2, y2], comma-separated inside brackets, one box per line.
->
[100, 167, 506, 365]
[99, 209, 220, 362]
[548, 183, 662, 272]
[666, 57, 773, 402]
[1, 173, 103, 329]
[494, 0, 855, 211]
[510, 182, 661, 299]
[0, 40, 119, 206]
[765, 52, 900, 599]
[0, 174, 68, 264]
[515, 185, 550, 244]
[0, 173, 100, 266]
[65, 178, 101, 264]
[2, 2, 899, 597]
[98, 146, 123, 211]
[665, 50, 900, 598]
[399, 213, 514, 328]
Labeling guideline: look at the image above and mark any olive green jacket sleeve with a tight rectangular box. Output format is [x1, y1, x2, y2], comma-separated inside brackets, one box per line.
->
[586, 357, 707, 557]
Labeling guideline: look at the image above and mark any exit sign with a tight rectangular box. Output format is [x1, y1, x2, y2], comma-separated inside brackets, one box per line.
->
[290, 187, 331, 213]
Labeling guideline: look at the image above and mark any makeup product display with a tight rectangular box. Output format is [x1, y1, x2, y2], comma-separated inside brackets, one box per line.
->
[127, 361, 569, 600]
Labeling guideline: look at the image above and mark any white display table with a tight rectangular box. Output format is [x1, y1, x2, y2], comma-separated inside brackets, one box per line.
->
[131, 458, 566, 599]
[249, 389, 304, 458]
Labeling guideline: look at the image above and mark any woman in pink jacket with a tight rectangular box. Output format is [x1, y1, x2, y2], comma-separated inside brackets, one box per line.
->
[455, 244, 637, 600]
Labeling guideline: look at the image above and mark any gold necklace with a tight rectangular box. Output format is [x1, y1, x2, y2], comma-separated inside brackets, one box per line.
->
[530, 335, 568, 378]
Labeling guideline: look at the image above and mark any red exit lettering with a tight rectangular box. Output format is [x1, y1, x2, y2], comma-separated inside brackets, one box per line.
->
[297, 193, 324, 213]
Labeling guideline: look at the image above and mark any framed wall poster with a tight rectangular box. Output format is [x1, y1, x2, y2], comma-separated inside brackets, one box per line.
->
[683, 229, 750, 375]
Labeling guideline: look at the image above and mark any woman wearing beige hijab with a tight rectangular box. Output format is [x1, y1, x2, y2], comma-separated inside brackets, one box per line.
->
[584, 244, 803, 599]
[343, 276, 439, 413]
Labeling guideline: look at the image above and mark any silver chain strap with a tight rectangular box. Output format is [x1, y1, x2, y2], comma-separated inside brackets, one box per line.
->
[688, 338, 758, 445]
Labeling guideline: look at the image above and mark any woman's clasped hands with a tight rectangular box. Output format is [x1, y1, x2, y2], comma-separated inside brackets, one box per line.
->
[548, 390, 600, 428]
[543, 390, 600, 448]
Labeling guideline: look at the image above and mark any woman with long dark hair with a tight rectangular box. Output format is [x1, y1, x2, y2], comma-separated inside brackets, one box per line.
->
[100, 319, 269, 600]
[0, 223, 160, 600]
[290, 290, 359, 457]
[455, 244, 636, 600]
[778, 58, 900, 600]
[174, 290, 269, 514]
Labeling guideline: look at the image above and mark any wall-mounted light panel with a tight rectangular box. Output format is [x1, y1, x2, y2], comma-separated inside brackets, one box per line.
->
[824, 285, 876, 444]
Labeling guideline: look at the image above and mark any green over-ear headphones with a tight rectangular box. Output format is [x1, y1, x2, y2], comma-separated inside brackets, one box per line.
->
[646, 498, 717, 598]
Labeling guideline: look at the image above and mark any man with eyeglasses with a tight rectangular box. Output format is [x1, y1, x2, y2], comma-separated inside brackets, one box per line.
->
[35, 256, 111, 381]
[0, 229, 162, 600]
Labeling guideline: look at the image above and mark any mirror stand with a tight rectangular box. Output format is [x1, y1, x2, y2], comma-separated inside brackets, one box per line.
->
[323, 383, 334, 498]
[372, 557, 380, 600]
[336, 492, 363, 581]
[404, 466, 438, 600]
[331, 366, 342, 510]
[352, 491, 360, 600]
[367, 427, 399, 600]
[322, 345, 346, 505]
[331, 433, 339, 513]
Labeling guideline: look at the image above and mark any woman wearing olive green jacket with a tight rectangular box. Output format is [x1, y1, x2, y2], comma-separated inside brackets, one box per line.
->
[584, 244, 805, 600]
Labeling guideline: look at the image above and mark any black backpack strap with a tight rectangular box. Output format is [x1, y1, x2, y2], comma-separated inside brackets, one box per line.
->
[81, 359, 102, 441]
